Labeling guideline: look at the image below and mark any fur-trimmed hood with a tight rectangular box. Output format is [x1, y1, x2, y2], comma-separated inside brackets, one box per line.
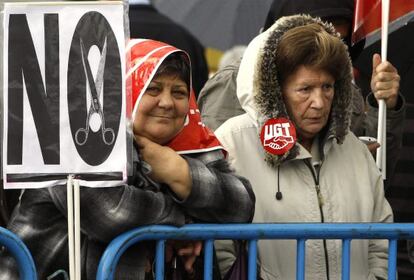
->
[236, 15, 353, 166]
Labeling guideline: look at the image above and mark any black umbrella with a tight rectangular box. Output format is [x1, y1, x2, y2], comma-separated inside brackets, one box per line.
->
[153, 0, 273, 51]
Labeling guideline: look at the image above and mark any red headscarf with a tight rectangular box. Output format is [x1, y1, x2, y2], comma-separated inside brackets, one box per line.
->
[126, 39, 223, 154]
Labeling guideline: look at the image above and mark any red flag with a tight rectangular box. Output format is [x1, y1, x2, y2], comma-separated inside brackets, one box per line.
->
[352, 0, 414, 46]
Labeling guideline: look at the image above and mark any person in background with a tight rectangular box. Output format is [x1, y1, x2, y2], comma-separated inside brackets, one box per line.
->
[217, 45, 246, 72]
[0, 39, 254, 280]
[129, 0, 209, 98]
[215, 15, 392, 279]
[197, 0, 405, 186]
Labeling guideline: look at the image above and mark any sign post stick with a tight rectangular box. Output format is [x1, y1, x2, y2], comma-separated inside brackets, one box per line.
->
[74, 179, 81, 279]
[67, 175, 76, 280]
[67, 175, 81, 280]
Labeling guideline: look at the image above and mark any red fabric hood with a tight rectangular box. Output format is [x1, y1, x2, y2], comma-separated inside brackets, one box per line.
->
[126, 39, 223, 154]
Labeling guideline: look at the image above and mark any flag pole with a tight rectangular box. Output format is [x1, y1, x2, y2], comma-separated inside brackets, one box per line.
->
[67, 175, 76, 280]
[377, 0, 390, 180]
[67, 175, 81, 280]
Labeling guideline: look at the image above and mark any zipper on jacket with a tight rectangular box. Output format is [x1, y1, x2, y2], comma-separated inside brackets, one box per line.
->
[305, 160, 330, 280]
[315, 184, 324, 207]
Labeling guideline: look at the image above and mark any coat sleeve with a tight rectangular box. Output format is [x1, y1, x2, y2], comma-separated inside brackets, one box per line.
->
[350, 83, 406, 186]
[50, 185, 186, 242]
[178, 150, 255, 223]
[367, 157, 394, 279]
[49, 161, 186, 243]
[49, 149, 254, 242]
[364, 93, 406, 186]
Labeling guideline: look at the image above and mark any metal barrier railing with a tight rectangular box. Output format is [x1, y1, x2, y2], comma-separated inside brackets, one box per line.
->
[0, 226, 37, 280]
[97, 223, 414, 280]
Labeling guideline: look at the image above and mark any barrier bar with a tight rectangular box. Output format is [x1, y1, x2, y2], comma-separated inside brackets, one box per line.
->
[97, 223, 414, 280]
[248, 239, 257, 279]
[342, 239, 351, 280]
[204, 239, 214, 280]
[297, 239, 306, 280]
[155, 240, 165, 280]
[388, 239, 398, 280]
[0, 227, 37, 280]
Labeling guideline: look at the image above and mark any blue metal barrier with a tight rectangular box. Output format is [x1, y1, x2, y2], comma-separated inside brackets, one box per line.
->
[0, 226, 37, 280]
[97, 223, 414, 280]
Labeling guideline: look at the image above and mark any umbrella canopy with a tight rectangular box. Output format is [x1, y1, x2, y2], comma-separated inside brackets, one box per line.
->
[153, 0, 273, 51]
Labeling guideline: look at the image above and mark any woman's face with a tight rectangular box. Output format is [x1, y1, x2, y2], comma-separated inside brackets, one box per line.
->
[282, 65, 335, 142]
[133, 73, 189, 145]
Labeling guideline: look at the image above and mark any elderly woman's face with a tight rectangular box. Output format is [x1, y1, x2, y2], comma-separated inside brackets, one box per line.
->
[133, 73, 189, 145]
[282, 65, 335, 141]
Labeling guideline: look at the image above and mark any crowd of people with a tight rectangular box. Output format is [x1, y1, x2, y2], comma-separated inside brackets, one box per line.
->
[0, 0, 412, 279]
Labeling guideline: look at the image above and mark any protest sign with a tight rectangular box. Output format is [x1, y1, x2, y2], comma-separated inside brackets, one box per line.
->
[3, 2, 127, 189]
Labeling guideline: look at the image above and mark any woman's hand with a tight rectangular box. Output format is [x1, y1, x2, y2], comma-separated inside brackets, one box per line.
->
[366, 142, 380, 156]
[166, 240, 203, 275]
[371, 53, 400, 109]
[135, 135, 192, 200]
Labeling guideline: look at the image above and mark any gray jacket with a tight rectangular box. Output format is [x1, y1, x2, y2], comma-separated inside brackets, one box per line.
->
[0, 149, 254, 280]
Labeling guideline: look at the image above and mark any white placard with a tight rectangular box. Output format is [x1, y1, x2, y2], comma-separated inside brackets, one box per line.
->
[3, 2, 127, 189]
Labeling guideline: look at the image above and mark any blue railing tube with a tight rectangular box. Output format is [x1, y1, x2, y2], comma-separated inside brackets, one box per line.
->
[0, 226, 37, 280]
[97, 223, 414, 280]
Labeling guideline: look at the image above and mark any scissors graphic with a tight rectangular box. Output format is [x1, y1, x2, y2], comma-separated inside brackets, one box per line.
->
[75, 38, 115, 146]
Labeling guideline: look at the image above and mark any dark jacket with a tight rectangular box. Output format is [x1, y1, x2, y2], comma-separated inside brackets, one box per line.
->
[129, 4, 208, 97]
[0, 149, 254, 280]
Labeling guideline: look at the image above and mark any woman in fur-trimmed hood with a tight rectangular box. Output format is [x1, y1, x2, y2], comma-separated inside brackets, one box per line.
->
[215, 15, 393, 280]
[239, 14, 353, 166]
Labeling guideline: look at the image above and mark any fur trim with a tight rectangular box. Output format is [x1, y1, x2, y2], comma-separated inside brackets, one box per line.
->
[253, 15, 353, 166]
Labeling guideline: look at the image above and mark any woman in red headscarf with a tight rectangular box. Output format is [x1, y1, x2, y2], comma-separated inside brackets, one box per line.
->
[0, 40, 254, 280]
[128, 38, 228, 202]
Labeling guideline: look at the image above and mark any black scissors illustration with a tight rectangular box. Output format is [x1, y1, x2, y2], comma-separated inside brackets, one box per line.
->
[75, 38, 115, 146]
